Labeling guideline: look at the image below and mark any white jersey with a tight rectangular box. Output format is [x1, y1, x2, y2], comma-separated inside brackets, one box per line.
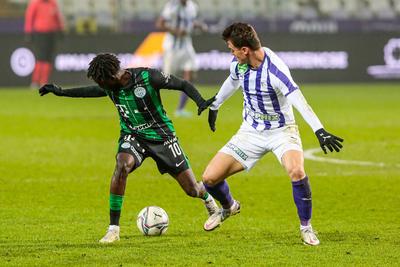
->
[160, 0, 198, 51]
[213, 47, 302, 131]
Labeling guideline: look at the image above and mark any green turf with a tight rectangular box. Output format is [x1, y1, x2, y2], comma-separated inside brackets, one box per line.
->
[0, 84, 399, 266]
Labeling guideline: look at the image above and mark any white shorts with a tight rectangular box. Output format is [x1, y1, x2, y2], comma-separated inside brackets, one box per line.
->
[163, 46, 197, 74]
[220, 122, 303, 170]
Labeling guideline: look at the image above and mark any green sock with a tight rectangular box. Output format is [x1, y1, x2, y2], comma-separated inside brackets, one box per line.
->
[201, 192, 210, 201]
[109, 193, 124, 225]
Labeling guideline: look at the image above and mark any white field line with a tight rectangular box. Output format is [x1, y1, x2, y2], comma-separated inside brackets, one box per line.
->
[304, 147, 400, 167]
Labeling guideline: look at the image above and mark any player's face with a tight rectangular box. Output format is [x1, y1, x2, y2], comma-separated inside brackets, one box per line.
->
[227, 40, 249, 64]
[94, 77, 121, 90]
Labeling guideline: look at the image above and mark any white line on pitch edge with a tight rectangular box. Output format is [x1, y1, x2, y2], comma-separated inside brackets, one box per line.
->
[303, 147, 400, 167]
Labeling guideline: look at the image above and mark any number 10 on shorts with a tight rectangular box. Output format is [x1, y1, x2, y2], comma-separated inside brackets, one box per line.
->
[168, 143, 182, 158]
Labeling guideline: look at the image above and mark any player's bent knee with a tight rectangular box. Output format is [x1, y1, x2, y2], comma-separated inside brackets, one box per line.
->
[202, 174, 219, 187]
[116, 158, 135, 176]
[288, 167, 306, 181]
[202, 172, 211, 184]
[184, 187, 199, 198]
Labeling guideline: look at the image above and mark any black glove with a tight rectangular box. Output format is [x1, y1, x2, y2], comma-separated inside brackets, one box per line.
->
[315, 128, 344, 154]
[197, 95, 216, 115]
[39, 84, 64, 96]
[208, 109, 218, 132]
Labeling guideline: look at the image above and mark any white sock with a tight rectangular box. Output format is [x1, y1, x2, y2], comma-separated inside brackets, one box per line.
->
[300, 224, 312, 231]
[109, 225, 120, 231]
[203, 192, 213, 202]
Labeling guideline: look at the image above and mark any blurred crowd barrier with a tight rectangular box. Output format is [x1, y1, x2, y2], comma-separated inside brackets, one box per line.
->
[2, 32, 400, 86]
[1, 0, 400, 34]
[1, 0, 399, 86]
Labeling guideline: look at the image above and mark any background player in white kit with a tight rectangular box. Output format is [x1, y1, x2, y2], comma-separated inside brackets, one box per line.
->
[156, 0, 207, 117]
[200, 22, 344, 246]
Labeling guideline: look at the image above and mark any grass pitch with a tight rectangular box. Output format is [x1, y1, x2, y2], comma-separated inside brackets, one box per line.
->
[0, 84, 399, 266]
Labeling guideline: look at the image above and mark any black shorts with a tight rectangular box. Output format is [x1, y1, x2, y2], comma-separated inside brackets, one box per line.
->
[117, 134, 190, 175]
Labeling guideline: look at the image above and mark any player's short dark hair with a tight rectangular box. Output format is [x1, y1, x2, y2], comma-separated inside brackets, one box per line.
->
[87, 53, 120, 81]
[222, 22, 261, 50]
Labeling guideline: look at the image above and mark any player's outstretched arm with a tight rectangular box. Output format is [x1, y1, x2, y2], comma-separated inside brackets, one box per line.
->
[148, 69, 213, 115]
[315, 128, 344, 154]
[204, 75, 240, 132]
[39, 84, 107, 98]
[197, 95, 216, 115]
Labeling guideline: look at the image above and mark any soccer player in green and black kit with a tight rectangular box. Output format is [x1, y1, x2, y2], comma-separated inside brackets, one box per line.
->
[39, 53, 218, 243]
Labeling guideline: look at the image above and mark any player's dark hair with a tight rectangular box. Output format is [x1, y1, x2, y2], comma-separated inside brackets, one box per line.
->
[87, 53, 120, 81]
[222, 22, 261, 50]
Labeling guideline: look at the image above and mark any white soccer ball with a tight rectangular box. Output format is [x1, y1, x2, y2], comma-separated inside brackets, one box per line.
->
[136, 206, 169, 236]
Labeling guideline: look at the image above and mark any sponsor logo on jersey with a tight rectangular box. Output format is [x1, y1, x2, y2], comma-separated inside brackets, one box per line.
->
[245, 107, 279, 121]
[128, 122, 154, 131]
[134, 87, 147, 98]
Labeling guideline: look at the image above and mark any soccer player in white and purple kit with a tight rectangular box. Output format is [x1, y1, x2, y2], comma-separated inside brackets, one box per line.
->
[200, 23, 344, 246]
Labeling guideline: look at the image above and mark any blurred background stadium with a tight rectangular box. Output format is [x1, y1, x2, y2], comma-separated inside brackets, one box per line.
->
[1, 0, 400, 86]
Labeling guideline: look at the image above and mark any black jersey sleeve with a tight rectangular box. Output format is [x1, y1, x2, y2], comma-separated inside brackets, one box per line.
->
[147, 68, 205, 107]
[60, 85, 107, 97]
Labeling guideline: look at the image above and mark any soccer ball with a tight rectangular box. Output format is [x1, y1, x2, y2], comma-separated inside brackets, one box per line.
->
[136, 206, 169, 236]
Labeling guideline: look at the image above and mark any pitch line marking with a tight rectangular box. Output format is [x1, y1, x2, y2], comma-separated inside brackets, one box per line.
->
[303, 147, 400, 167]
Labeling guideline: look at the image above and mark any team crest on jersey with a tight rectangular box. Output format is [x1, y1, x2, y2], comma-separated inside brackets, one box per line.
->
[134, 87, 146, 98]
[238, 63, 248, 74]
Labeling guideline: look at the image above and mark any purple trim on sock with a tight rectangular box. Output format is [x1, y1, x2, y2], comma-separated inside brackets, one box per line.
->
[292, 176, 312, 225]
[300, 220, 310, 226]
[204, 180, 233, 208]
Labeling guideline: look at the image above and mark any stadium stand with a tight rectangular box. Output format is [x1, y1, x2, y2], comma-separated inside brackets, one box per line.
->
[2, 0, 400, 33]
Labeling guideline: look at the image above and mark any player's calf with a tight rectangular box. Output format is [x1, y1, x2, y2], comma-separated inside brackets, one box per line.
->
[190, 182, 219, 216]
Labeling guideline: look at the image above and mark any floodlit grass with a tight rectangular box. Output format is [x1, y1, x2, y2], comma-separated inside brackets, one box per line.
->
[0, 84, 399, 266]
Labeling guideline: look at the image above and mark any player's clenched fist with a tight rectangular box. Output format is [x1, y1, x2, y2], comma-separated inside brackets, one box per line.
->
[197, 95, 216, 115]
[39, 84, 64, 96]
[208, 109, 218, 132]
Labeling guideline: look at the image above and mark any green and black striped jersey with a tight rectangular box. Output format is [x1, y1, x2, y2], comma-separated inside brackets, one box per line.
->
[105, 68, 176, 141]
[58, 68, 205, 141]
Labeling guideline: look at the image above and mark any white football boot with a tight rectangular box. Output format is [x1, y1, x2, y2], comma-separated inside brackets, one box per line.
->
[204, 200, 240, 231]
[300, 225, 320, 246]
[99, 225, 120, 244]
[203, 196, 219, 217]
